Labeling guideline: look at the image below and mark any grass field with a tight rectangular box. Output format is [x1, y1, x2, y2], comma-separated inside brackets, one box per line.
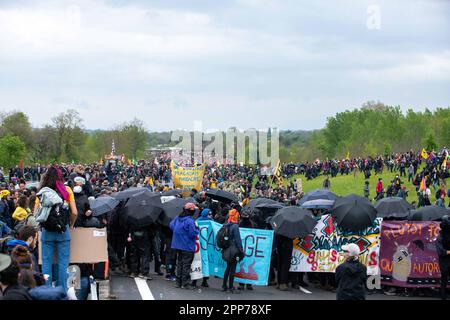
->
[278, 168, 440, 205]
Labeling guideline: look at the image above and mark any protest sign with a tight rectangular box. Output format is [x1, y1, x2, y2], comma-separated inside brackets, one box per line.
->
[190, 231, 203, 280]
[170, 161, 205, 192]
[379, 221, 447, 288]
[290, 214, 382, 275]
[198, 220, 274, 286]
[38, 228, 108, 264]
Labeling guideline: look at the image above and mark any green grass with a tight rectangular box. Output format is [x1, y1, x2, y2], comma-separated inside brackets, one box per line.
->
[278, 168, 438, 205]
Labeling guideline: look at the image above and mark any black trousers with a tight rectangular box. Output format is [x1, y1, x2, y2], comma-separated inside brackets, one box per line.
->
[440, 258, 450, 299]
[130, 233, 151, 275]
[276, 242, 293, 285]
[223, 256, 238, 289]
[175, 250, 194, 287]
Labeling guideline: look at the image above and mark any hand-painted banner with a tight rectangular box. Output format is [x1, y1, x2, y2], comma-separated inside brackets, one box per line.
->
[290, 214, 382, 275]
[198, 220, 274, 286]
[190, 233, 203, 281]
[170, 161, 205, 192]
[379, 221, 447, 288]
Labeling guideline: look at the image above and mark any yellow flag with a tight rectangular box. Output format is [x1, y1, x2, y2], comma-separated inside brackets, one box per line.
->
[346, 151, 350, 160]
[421, 148, 428, 159]
[273, 160, 283, 184]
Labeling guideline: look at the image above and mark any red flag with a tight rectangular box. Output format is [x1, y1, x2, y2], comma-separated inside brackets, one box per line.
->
[19, 159, 23, 169]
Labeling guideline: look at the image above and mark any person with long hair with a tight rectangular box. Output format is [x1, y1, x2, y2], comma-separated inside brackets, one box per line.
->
[36, 166, 77, 293]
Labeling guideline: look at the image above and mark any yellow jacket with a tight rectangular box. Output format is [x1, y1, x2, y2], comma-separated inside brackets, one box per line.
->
[12, 207, 30, 221]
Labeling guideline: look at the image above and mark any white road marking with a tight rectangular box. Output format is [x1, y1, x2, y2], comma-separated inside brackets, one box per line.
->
[299, 286, 312, 294]
[134, 277, 155, 300]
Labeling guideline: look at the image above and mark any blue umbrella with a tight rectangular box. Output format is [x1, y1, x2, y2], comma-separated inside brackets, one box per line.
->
[300, 199, 335, 210]
[298, 189, 338, 206]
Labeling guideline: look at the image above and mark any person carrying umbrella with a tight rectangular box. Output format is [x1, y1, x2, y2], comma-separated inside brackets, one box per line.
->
[221, 209, 244, 294]
[335, 243, 367, 300]
[170, 203, 199, 290]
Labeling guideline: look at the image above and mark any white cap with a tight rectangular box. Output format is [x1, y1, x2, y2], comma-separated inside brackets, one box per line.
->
[74, 177, 86, 185]
[341, 243, 361, 257]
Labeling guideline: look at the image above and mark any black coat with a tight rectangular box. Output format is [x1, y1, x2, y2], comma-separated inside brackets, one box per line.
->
[0, 284, 33, 300]
[335, 258, 367, 300]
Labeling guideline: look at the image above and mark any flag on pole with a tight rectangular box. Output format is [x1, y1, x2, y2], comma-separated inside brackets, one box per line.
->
[111, 140, 116, 155]
[419, 176, 427, 192]
[345, 151, 350, 160]
[272, 160, 283, 184]
[421, 148, 428, 159]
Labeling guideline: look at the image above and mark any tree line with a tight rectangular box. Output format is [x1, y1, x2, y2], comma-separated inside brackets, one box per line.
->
[0, 102, 449, 168]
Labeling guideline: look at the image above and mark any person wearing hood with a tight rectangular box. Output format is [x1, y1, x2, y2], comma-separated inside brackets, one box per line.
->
[238, 209, 255, 291]
[170, 203, 199, 290]
[72, 177, 98, 228]
[436, 215, 450, 300]
[191, 208, 212, 289]
[335, 243, 367, 300]
[221, 209, 244, 294]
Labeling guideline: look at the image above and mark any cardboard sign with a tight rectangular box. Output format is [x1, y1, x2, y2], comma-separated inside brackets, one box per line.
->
[39, 228, 108, 264]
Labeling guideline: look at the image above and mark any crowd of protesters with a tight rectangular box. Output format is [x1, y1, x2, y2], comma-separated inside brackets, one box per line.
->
[0, 147, 449, 300]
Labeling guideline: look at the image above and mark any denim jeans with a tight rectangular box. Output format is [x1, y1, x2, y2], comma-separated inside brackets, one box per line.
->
[41, 227, 71, 293]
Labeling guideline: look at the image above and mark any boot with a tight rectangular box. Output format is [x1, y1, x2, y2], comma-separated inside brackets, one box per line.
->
[279, 284, 290, 291]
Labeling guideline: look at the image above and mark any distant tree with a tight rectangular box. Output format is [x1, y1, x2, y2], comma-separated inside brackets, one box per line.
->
[0, 135, 26, 169]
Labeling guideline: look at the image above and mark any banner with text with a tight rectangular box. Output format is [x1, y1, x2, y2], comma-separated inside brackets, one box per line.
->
[170, 160, 205, 193]
[379, 221, 447, 288]
[289, 214, 382, 275]
[198, 220, 274, 286]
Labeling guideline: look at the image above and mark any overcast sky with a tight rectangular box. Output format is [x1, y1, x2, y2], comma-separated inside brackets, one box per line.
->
[0, 0, 449, 131]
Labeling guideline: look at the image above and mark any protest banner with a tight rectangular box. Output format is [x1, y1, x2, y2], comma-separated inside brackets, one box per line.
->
[289, 214, 382, 275]
[198, 220, 274, 286]
[379, 221, 447, 288]
[170, 160, 205, 193]
[190, 228, 203, 281]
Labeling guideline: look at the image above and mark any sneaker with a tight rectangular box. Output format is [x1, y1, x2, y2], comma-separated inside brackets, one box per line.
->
[229, 287, 241, 294]
[384, 287, 397, 296]
[139, 274, 153, 281]
[182, 284, 194, 290]
[175, 283, 182, 289]
[201, 281, 209, 288]
[221, 286, 228, 292]
[129, 272, 138, 278]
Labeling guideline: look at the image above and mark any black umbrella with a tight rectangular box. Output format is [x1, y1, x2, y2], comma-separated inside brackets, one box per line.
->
[298, 189, 338, 206]
[123, 191, 163, 227]
[205, 189, 238, 203]
[375, 197, 413, 220]
[332, 194, 377, 232]
[269, 206, 317, 239]
[90, 195, 120, 217]
[161, 189, 184, 197]
[112, 187, 150, 201]
[409, 205, 449, 221]
[244, 198, 284, 228]
[158, 198, 190, 227]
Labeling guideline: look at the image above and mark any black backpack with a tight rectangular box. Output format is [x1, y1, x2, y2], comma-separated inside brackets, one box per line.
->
[216, 224, 231, 250]
[41, 202, 70, 233]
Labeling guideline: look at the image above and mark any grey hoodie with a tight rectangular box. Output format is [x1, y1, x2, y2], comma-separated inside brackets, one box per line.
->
[35, 187, 63, 223]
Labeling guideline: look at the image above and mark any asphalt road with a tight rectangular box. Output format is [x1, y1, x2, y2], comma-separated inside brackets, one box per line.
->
[109, 270, 439, 300]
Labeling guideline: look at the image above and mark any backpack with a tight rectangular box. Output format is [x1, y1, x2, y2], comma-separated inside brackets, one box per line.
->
[216, 224, 231, 250]
[41, 202, 70, 233]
